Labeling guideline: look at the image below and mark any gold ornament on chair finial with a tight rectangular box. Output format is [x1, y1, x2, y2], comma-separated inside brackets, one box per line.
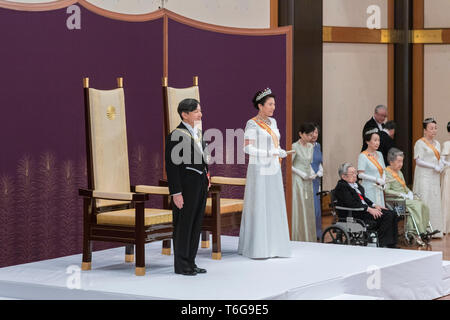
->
[106, 106, 116, 120]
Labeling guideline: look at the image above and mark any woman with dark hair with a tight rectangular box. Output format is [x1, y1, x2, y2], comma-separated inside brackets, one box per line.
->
[310, 123, 323, 240]
[413, 118, 443, 237]
[357, 129, 387, 206]
[441, 121, 450, 234]
[238, 88, 292, 259]
[291, 122, 317, 242]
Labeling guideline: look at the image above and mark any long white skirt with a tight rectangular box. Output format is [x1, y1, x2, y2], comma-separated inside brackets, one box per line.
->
[238, 159, 292, 259]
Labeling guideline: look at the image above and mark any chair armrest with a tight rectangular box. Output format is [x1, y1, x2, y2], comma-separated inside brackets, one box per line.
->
[78, 188, 149, 201]
[210, 176, 246, 186]
[385, 195, 404, 201]
[335, 206, 365, 212]
[159, 179, 169, 187]
[135, 185, 169, 195]
[208, 184, 221, 194]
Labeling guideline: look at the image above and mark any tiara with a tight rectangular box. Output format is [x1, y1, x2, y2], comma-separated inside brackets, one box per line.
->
[364, 128, 379, 135]
[255, 88, 272, 102]
[423, 117, 436, 124]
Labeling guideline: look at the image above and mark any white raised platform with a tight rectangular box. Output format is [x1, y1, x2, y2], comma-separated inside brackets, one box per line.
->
[0, 236, 447, 300]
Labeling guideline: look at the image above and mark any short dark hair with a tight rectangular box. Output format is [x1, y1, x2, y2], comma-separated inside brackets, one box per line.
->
[312, 123, 321, 132]
[177, 98, 199, 119]
[447, 121, 450, 133]
[423, 117, 436, 129]
[384, 120, 396, 130]
[299, 122, 316, 135]
[252, 89, 275, 110]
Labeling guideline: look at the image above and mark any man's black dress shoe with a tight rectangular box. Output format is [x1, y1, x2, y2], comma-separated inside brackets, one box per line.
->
[175, 269, 197, 276]
[194, 267, 207, 274]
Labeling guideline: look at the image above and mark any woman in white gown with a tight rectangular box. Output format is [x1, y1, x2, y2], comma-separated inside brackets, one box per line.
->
[238, 88, 292, 259]
[441, 122, 450, 233]
[413, 118, 444, 237]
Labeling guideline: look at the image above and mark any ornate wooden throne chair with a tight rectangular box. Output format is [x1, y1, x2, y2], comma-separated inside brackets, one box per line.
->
[79, 77, 173, 276]
[161, 76, 245, 260]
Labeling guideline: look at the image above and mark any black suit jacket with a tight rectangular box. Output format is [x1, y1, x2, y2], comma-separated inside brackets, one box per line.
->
[165, 122, 208, 195]
[333, 179, 374, 218]
[378, 131, 396, 165]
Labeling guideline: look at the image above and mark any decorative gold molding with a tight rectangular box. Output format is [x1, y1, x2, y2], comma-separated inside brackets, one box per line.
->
[323, 27, 448, 44]
[322, 26, 332, 42]
[323, 26, 391, 44]
[411, 29, 443, 44]
[380, 29, 402, 43]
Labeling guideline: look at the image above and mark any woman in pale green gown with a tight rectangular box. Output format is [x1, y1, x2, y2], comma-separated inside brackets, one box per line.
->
[384, 148, 434, 244]
[291, 123, 317, 242]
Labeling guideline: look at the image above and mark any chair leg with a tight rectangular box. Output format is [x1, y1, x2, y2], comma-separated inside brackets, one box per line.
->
[212, 230, 222, 260]
[162, 239, 171, 255]
[82, 240, 92, 270]
[125, 244, 134, 262]
[81, 198, 92, 270]
[135, 241, 146, 276]
[201, 231, 210, 248]
[135, 202, 146, 276]
[211, 192, 222, 260]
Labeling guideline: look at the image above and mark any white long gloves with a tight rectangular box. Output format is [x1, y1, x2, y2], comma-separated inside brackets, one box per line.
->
[316, 164, 324, 178]
[358, 172, 385, 186]
[244, 144, 269, 157]
[416, 158, 444, 173]
[292, 166, 316, 180]
[270, 148, 288, 158]
[244, 145, 288, 159]
[400, 191, 414, 200]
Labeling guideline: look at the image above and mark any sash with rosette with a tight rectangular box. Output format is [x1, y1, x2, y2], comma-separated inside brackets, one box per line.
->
[362, 151, 384, 177]
[421, 137, 440, 161]
[385, 167, 407, 192]
[252, 117, 282, 163]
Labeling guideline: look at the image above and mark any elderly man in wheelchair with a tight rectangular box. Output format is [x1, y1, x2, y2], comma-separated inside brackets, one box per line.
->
[322, 163, 398, 248]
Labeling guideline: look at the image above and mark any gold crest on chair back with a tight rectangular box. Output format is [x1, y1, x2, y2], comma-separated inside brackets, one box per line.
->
[88, 86, 130, 208]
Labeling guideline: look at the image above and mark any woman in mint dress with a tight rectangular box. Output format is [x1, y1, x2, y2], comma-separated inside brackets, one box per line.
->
[358, 130, 386, 207]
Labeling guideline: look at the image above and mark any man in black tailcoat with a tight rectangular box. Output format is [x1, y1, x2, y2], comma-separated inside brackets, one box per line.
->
[165, 98, 210, 276]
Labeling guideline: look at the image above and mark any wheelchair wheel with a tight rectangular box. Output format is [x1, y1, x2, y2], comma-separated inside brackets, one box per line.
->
[322, 226, 350, 245]
[350, 231, 368, 246]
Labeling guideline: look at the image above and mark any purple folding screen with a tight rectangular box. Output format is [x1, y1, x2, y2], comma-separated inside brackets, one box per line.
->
[0, 3, 290, 267]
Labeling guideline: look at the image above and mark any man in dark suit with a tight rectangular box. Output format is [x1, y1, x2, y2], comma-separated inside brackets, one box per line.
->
[378, 120, 396, 165]
[334, 163, 398, 248]
[165, 98, 210, 276]
[361, 105, 389, 152]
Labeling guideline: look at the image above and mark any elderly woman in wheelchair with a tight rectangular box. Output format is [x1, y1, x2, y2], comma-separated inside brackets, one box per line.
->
[321, 163, 398, 248]
[384, 148, 439, 246]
